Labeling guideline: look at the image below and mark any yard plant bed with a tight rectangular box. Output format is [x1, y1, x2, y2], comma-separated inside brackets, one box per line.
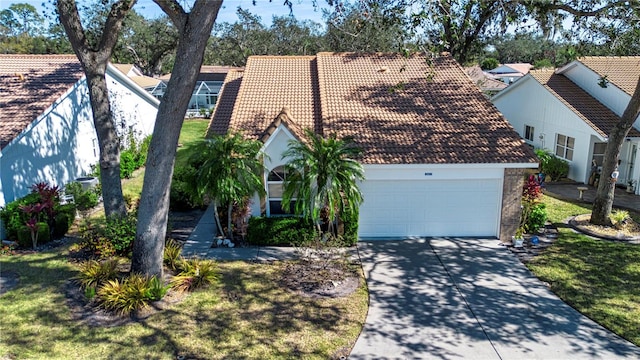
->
[525, 194, 640, 346]
[569, 214, 640, 242]
[0, 246, 367, 359]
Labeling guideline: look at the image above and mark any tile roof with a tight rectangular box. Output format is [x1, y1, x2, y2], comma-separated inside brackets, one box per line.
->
[465, 65, 508, 92]
[160, 65, 243, 82]
[208, 52, 537, 165]
[0, 54, 84, 149]
[529, 70, 640, 138]
[578, 56, 640, 96]
[206, 69, 244, 137]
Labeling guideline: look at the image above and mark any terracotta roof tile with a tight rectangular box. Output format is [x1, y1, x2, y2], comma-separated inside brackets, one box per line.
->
[530, 70, 640, 138]
[208, 52, 537, 165]
[579, 56, 640, 96]
[316, 53, 535, 164]
[0, 54, 83, 149]
[206, 69, 244, 137]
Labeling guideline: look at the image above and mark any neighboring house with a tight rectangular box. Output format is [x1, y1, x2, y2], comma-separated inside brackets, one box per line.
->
[0, 55, 159, 217]
[492, 56, 640, 194]
[487, 63, 533, 84]
[112, 63, 166, 99]
[160, 65, 242, 116]
[465, 65, 508, 96]
[207, 52, 538, 241]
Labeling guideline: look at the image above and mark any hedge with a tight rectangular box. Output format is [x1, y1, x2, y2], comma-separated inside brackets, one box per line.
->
[247, 217, 316, 246]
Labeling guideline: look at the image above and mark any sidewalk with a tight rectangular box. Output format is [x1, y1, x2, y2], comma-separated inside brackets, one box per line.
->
[544, 182, 640, 212]
[180, 204, 358, 261]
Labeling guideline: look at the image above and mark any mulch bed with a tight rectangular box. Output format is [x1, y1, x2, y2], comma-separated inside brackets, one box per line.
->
[505, 223, 560, 263]
[280, 260, 360, 299]
[569, 214, 640, 243]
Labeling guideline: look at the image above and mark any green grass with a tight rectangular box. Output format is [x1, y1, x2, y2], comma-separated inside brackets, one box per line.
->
[527, 194, 640, 346]
[0, 247, 367, 359]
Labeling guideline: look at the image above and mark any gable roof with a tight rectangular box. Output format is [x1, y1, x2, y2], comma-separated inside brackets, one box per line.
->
[576, 56, 640, 96]
[487, 63, 533, 76]
[529, 70, 640, 138]
[465, 65, 508, 92]
[208, 52, 537, 165]
[0, 54, 84, 149]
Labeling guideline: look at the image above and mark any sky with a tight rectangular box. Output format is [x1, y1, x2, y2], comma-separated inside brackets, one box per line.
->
[0, 0, 328, 26]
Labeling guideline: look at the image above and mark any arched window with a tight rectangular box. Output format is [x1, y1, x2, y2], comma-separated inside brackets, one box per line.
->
[267, 165, 296, 215]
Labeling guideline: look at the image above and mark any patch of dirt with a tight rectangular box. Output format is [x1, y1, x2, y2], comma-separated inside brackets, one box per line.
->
[280, 260, 360, 299]
[0, 271, 19, 296]
[570, 214, 640, 242]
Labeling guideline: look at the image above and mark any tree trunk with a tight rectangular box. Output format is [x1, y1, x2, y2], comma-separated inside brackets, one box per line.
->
[591, 75, 640, 225]
[213, 201, 224, 238]
[227, 202, 233, 239]
[85, 71, 127, 218]
[131, 0, 222, 277]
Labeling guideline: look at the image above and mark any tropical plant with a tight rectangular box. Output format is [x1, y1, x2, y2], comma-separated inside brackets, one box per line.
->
[75, 259, 120, 291]
[535, 149, 569, 181]
[192, 133, 265, 239]
[171, 259, 219, 292]
[97, 274, 152, 315]
[163, 238, 182, 272]
[282, 130, 365, 237]
[520, 174, 545, 234]
[610, 210, 630, 230]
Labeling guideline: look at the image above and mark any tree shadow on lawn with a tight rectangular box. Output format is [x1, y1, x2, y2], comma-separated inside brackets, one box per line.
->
[1, 251, 364, 359]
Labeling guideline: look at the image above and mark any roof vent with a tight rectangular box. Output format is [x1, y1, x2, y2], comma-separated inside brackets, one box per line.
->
[377, 66, 388, 73]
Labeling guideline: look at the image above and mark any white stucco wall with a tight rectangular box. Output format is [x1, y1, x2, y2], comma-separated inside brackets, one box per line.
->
[0, 69, 159, 211]
[493, 76, 606, 183]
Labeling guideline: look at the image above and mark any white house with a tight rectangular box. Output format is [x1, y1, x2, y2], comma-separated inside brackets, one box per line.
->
[207, 53, 538, 241]
[492, 57, 640, 194]
[487, 63, 533, 84]
[0, 54, 160, 216]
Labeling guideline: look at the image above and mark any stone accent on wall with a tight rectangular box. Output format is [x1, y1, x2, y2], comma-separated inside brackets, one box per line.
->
[500, 168, 525, 242]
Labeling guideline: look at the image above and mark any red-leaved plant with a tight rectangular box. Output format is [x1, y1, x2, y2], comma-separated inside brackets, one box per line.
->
[19, 203, 46, 249]
[519, 175, 543, 235]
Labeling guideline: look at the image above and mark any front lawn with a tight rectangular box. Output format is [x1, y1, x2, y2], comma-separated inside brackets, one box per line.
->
[526, 194, 640, 346]
[0, 247, 368, 359]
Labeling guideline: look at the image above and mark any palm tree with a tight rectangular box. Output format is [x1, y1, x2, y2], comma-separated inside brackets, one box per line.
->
[282, 129, 365, 237]
[193, 133, 265, 239]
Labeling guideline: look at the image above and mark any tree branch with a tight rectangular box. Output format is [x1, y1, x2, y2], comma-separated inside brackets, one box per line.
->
[56, 0, 89, 58]
[98, 0, 137, 60]
[153, 0, 187, 30]
[543, 0, 639, 17]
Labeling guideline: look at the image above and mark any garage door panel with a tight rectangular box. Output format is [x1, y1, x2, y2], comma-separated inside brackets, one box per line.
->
[359, 179, 500, 238]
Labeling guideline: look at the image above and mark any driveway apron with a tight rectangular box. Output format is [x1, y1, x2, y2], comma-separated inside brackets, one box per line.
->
[351, 238, 640, 360]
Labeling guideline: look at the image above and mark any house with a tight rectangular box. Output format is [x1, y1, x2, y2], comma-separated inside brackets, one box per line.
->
[207, 52, 538, 240]
[160, 65, 242, 116]
[0, 54, 160, 217]
[465, 65, 508, 96]
[487, 63, 533, 84]
[492, 57, 640, 194]
[112, 63, 165, 98]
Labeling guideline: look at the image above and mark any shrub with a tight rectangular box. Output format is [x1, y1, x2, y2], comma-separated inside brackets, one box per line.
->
[147, 276, 171, 301]
[535, 149, 569, 181]
[98, 274, 152, 315]
[610, 210, 630, 229]
[171, 259, 219, 292]
[120, 150, 137, 179]
[103, 214, 137, 256]
[53, 203, 76, 238]
[0, 192, 41, 241]
[247, 217, 316, 246]
[170, 165, 203, 210]
[78, 219, 116, 258]
[163, 239, 183, 272]
[75, 259, 120, 291]
[16, 222, 50, 248]
[340, 209, 359, 246]
[526, 203, 548, 232]
[65, 182, 99, 212]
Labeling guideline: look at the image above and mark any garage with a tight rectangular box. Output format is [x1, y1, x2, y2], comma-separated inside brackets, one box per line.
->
[358, 178, 502, 239]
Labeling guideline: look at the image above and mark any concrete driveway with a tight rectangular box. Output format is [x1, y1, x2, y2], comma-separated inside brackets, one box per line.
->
[350, 238, 640, 359]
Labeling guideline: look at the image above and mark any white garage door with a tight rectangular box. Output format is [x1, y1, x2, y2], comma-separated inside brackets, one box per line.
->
[358, 179, 501, 238]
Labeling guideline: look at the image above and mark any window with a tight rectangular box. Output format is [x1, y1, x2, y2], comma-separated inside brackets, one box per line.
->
[267, 166, 296, 215]
[555, 134, 575, 160]
[524, 125, 535, 142]
[592, 143, 607, 166]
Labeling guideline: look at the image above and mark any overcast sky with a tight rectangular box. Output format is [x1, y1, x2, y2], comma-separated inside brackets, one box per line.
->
[0, 0, 328, 26]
